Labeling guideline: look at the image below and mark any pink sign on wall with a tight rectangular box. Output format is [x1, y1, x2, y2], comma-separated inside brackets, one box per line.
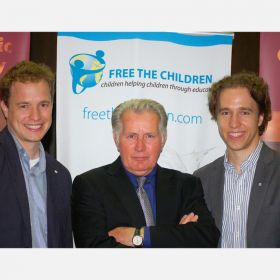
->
[0, 32, 30, 130]
[260, 32, 280, 150]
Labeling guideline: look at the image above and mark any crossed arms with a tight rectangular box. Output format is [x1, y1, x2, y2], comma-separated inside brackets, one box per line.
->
[108, 212, 199, 247]
[72, 170, 219, 248]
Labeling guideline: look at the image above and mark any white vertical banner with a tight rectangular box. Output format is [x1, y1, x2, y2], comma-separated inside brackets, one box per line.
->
[57, 32, 233, 178]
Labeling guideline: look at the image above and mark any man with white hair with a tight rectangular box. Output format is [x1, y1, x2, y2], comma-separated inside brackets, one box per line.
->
[72, 98, 219, 248]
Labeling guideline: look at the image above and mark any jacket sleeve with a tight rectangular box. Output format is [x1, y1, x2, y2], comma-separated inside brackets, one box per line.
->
[72, 175, 127, 248]
[150, 176, 220, 248]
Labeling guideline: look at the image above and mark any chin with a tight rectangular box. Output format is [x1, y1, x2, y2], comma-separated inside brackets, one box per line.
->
[129, 166, 150, 175]
[227, 143, 247, 151]
[24, 134, 45, 142]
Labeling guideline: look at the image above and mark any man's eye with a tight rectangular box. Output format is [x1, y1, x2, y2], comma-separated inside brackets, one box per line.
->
[41, 103, 49, 108]
[220, 111, 230, 116]
[19, 104, 28, 109]
[127, 134, 136, 139]
[145, 134, 154, 139]
[241, 111, 250, 115]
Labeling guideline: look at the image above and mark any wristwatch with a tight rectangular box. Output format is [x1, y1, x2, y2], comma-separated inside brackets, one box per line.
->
[132, 228, 143, 247]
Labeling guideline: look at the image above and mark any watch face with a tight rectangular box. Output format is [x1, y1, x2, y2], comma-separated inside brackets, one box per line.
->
[133, 235, 143, 246]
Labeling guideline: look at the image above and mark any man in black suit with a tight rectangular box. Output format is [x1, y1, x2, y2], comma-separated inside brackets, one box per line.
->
[72, 98, 219, 247]
[0, 61, 72, 248]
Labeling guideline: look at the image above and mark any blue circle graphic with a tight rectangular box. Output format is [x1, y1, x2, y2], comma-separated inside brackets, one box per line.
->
[69, 51, 106, 94]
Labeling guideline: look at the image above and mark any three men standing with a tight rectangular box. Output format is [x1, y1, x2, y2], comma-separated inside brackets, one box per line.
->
[3, 63, 278, 248]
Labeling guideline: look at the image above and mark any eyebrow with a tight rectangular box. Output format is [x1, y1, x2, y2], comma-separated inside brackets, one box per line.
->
[16, 101, 29, 105]
[218, 107, 254, 112]
[239, 107, 254, 112]
[16, 100, 51, 104]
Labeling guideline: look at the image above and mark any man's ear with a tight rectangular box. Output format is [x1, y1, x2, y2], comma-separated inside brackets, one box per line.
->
[113, 132, 120, 152]
[258, 113, 264, 127]
[161, 135, 167, 151]
[0, 100, 8, 119]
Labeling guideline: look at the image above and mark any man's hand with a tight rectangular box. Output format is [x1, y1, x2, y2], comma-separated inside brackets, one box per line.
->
[108, 227, 135, 247]
[179, 212, 199, 224]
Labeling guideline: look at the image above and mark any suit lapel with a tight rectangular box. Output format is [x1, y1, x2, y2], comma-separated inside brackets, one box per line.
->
[1, 128, 32, 246]
[247, 145, 273, 244]
[211, 159, 225, 231]
[46, 157, 58, 247]
[155, 166, 178, 225]
[108, 158, 146, 226]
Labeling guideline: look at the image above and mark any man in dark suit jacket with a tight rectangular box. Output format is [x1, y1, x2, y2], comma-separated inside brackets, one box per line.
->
[195, 143, 280, 248]
[194, 72, 280, 248]
[0, 61, 72, 248]
[72, 99, 219, 248]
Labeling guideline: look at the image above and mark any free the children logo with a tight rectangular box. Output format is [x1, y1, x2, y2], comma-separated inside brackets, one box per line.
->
[69, 50, 106, 94]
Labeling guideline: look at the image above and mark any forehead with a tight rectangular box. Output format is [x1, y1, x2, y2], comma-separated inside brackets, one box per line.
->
[219, 87, 257, 108]
[9, 80, 51, 100]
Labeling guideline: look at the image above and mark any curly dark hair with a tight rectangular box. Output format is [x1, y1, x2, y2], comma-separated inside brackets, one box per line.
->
[208, 71, 272, 135]
[0, 60, 55, 105]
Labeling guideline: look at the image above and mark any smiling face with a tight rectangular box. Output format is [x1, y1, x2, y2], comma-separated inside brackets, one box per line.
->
[0, 80, 53, 157]
[216, 87, 263, 161]
[114, 110, 165, 176]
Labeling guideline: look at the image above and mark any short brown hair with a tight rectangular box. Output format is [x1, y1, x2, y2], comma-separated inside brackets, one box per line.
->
[0, 60, 55, 105]
[208, 71, 272, 135]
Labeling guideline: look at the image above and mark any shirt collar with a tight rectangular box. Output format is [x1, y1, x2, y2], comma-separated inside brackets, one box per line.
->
[124, 164, 157, 188]
[9, 127, 46, 173]
[224, 141, 263, 171]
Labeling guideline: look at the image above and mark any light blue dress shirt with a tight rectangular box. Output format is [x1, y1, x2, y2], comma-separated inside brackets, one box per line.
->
[222, 141, 262, 248]
[10, 131, 48, 248]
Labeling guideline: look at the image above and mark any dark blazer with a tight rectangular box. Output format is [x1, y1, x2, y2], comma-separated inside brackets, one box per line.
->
[0, 127, 73, 248]
[194, 143, 280, 248]
[72, 157, 220, 248]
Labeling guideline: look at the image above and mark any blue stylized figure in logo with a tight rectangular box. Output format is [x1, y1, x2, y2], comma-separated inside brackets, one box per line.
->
[69, 50, 106, 94]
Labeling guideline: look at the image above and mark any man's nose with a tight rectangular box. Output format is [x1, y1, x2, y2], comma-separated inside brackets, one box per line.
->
[30, 107, 40, 121]
[229, 112, 241, 128]
[135, 137, 145, 151]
